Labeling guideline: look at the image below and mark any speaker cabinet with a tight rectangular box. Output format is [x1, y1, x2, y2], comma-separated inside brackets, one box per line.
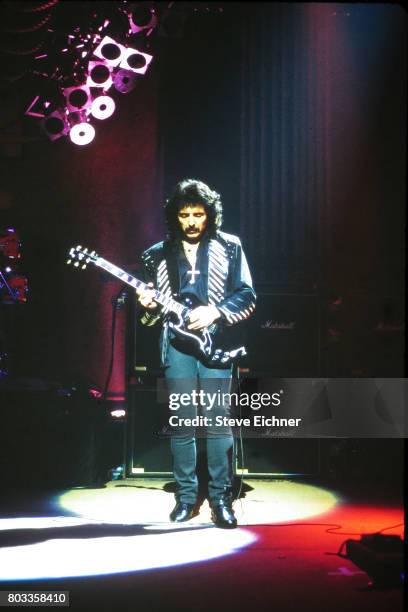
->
[126, 382, 172, 475]
[125, 377, 320, 477]
[325, 293, 405, 376]
[236, 438, 320, 476]
[240, 292, 320, 376]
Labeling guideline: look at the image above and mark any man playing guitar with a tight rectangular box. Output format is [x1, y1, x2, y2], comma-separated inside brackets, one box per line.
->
[137, 179, 256, 528]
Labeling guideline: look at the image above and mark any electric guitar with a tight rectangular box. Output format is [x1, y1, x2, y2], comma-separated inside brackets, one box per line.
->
[67, 245, 246, 366]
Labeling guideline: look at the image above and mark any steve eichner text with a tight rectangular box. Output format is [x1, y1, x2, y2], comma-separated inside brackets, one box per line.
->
[168, 390, 282, 411]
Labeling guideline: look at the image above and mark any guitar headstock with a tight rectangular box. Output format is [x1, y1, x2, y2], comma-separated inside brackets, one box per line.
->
[67, 245, 98, 269]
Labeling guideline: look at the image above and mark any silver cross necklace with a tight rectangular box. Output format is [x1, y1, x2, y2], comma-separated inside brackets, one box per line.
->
[183, 241, 200, 284]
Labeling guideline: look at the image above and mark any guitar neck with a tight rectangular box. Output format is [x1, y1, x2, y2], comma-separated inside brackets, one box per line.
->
[95, 257, 184, 315]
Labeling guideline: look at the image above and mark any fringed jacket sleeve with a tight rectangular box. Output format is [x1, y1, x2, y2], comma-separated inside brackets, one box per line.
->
[138, 248, 163, 327]
[215, 238, 256, 325]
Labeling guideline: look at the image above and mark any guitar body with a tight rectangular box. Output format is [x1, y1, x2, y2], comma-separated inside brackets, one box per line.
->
[67, 245, 247, 367]
[167, 293, 247, 367]
[166, 293, 217, 362]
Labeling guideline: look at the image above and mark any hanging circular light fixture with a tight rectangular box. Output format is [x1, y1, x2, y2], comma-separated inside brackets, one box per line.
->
[41, 110, 68, 141]
[87, 61, 112, 89]
[113, 69, 139, 94]
[93, 35, 125, 67]
[90, 95, 116, 120]
[119, 48, 153, 74]
[129, 6, 157, 33]
[69, 121, 95, 146]
[63, 85, 92, 112]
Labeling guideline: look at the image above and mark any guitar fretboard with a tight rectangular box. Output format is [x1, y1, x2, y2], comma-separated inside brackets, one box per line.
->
[96, 257, 185, 316]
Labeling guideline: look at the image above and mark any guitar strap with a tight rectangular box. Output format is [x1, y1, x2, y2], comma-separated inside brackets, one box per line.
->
[163, 240, 180, 296]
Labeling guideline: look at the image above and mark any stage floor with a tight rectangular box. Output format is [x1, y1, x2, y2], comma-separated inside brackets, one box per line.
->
[0, 478, 404, 612]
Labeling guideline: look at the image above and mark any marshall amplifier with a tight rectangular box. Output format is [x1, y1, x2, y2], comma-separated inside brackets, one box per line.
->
[126, 379, 173, 476]
[239, 292, 320, 377]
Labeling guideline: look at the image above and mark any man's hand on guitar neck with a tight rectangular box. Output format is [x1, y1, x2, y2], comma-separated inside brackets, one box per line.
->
[188, 304, 221, 331]
[136, 282, 158, 309]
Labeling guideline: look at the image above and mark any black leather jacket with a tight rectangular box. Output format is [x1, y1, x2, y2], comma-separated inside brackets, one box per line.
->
[140, 231, 256, 365]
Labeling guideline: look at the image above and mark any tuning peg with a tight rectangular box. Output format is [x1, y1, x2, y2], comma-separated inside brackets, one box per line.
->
[66, 259, 72, 265]
[81, 264, 87, 269]
[74, 262, 79, 267]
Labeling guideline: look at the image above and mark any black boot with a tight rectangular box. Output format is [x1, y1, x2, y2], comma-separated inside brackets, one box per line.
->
[169, 501, 196, 522]
[210, 497, 237, 529]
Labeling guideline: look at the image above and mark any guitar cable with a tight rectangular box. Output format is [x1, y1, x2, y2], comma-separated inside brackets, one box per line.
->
[233, 364, 246, 505]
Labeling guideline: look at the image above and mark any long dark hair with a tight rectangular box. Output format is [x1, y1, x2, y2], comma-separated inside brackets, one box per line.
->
[164, 179, 223, 241]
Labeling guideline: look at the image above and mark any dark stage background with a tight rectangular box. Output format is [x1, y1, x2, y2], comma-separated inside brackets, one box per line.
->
[0, 3, 405, 400]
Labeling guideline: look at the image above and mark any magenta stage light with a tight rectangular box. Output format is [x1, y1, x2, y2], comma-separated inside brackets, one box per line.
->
[93, 35, 125, 67]
[69, 122, 95, 146]
[41, 110, 68, 141]
[119, 48, 153, 74]
[91, 96, 115, 120]
[87, 61, 113, 89]
[129, 6, 157, 33]
[113, 69, 139, 93]
[63, 85, 92, 112]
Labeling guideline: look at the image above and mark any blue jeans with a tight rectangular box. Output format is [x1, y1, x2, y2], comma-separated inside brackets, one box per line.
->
[165, 342, 234, 504]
